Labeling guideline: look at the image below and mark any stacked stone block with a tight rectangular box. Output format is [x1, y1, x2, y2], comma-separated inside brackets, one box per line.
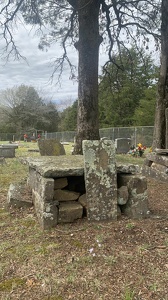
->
[142, 150, 168, 182]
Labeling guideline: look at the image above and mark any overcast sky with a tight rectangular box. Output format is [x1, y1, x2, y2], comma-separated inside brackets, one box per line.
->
[0, 23, 108, 109]
[0, 24, 78, 107]
[0, 18, 159, 110]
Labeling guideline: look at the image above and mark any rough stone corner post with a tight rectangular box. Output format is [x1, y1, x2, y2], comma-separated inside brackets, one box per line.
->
[83, 140, 117, 221]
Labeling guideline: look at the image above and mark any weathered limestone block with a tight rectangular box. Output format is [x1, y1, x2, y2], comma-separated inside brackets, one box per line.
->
[155, 148, 168, 155]
[54, 189, 80, 201]
[54, 177, 68, 189]
[32, 190, 58, 229]
[146, 152, 168, 167]
[38, 139, 65, 156]
[117, 164, 140, 174]
[78, 193, 87, 216]
[83, 140, 117, 221]
[7, 183, 32, 208]
[117, 186, 129, 205]
[27, 168, 39, 190]
[142, 164, 168, 183]
[151, 162, 168, 173]
[28, 169, 54, 201]
[23, 156, 84, 178]
[42, 202, 58, 229]
[121, 175, 149, 219]
[58, 202, 83, 223]
[28, 172, 58, 229]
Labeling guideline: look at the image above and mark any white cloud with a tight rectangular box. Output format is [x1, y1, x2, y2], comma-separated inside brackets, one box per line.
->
[0, 24, 79, 104]
[0, 20, 109, 108]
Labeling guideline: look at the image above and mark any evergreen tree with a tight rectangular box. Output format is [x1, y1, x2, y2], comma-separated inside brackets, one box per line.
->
[133, 86, 157, 126]
[0, 85, 59, 133]
[60, 100, 77, 131]
[99, 47, 158, 127]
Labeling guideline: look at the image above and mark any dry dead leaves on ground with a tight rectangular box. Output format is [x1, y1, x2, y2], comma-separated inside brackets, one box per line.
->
[0, 178, 168, 300]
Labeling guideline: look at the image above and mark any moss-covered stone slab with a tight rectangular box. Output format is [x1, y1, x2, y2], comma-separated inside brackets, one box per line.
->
[23, 156, 84, 177]
[38, 139, 66, 156]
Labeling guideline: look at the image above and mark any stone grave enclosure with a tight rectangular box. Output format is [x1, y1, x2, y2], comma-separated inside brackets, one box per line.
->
[7, 140, 149, 229]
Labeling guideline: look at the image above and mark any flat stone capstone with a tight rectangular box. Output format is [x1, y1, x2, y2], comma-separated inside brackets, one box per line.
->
[22, 155, 84, 177]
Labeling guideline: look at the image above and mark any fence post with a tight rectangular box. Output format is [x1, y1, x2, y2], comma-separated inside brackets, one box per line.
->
[134, 127, 137, 146]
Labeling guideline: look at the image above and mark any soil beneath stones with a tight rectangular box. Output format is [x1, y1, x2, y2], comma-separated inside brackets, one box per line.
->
[0, 177, 168, 300]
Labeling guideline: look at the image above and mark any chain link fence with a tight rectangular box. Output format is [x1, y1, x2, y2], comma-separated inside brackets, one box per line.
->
[0, 126, 154, 147]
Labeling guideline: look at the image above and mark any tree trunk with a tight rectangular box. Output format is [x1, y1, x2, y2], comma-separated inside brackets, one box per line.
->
[152, 0, 168, 150]
[73, 0, 101, 154]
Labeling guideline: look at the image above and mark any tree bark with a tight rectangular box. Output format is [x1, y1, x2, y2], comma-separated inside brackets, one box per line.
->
[152, 0, 168, 150]
[73, 0, 101, 154]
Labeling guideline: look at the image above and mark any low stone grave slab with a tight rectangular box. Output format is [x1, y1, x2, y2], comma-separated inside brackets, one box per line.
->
[0, 145, 16, 158]
[0, 144, 18, 149]
[28, 149, 39, 152]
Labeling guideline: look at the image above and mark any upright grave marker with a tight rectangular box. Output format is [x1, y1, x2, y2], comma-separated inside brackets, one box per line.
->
[83, 140, 117, 221]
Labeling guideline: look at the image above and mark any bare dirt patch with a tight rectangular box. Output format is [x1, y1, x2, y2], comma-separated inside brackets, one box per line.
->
[0, 177, 168, 300]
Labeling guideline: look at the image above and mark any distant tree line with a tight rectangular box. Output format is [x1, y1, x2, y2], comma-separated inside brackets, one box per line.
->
[0, 47, 158, 136]
[0, 85, 60, 134]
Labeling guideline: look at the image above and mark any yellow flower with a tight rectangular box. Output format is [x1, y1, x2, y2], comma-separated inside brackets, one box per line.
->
[137, 143, 142, 147]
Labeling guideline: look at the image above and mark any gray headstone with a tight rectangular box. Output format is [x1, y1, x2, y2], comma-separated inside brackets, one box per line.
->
[83, 140, 117, 221]
[38, 139, 66, 156]
[115, 138, 132, 154]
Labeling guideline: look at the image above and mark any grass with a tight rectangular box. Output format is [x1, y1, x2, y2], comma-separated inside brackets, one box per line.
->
[123, 288, 135, 300]
[1, 141, 167, 299]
